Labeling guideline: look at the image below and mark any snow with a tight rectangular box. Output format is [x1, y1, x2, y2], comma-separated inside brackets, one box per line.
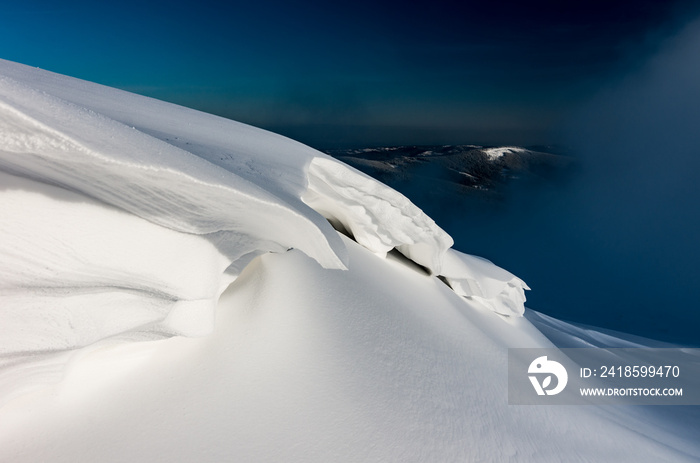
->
[303, 156, 453, 273]
[441, 250, 530, 317]
[483, 145, 528, 160]
[1, 59, 698, 462]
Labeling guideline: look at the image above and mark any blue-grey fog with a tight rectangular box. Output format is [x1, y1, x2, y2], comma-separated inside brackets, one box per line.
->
[401, 17, 700, 345]
[545, 18, 700, 343]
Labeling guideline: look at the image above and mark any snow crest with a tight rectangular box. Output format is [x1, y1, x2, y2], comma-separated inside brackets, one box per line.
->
[440, 249, 530, 317]
[0, 69, 349, 348]
[302, 156, 453, 274]
[0, 58, 528, 360]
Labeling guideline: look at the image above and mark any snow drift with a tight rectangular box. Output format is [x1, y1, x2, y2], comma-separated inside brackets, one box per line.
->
[0, 59, 697, 462]
[0, 58, 524, 348]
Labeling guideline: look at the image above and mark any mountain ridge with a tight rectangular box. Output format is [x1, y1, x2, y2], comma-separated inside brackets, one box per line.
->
[324, 144, 575, 199]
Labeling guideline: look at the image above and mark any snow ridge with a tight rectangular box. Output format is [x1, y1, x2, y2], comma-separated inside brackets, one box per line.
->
[0, 59, 529, 357]
[303, 157, 453, 274]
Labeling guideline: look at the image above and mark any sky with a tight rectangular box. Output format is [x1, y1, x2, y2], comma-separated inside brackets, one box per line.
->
[1, 0, 699, 148]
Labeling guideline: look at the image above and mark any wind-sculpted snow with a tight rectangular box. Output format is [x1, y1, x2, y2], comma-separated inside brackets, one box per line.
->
[303, 156, 453, 274]
[0, 72, 346, 347]
[440, 249, 530, 317]
[0, 169, 231, 346]
[0, 72, 347, 270]
[0, 58, 529, 359]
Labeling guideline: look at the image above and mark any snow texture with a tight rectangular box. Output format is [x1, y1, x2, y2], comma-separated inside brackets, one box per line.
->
[0, 58, 525, 346]
[303, 156, 453, 273]
[441, 249, 530, 317]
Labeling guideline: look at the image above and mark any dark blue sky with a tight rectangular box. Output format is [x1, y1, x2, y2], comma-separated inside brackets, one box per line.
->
[2, 0, 698, 148]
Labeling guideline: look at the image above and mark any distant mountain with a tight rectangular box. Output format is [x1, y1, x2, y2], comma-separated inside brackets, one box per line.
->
[324, 145, 575, 200]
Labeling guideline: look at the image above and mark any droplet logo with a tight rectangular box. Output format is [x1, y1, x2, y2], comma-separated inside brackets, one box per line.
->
[528, 356, 568, 396]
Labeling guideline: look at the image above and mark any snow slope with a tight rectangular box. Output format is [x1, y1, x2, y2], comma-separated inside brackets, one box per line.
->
[0, 59, 698, 462]
[0, 57, 459, 345]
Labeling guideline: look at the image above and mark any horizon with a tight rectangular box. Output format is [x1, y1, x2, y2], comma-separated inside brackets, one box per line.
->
[3, 1, 700, 149]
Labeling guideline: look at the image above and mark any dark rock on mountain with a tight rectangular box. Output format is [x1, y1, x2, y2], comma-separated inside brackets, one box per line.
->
[323, 145, 575, 202]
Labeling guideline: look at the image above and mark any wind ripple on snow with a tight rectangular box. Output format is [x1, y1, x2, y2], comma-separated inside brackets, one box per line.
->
[303, 156, 453, 274]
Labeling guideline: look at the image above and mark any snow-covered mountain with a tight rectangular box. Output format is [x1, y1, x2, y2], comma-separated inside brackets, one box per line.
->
[0, 59, 698, 462]
[324, 144, 574, 198]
